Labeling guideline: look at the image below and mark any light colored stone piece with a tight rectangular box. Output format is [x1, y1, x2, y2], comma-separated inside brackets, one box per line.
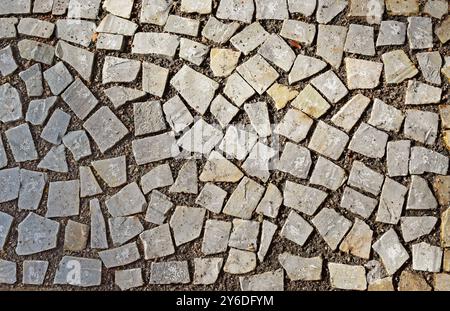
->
[55, 40, 94, 81]
[406, 175, 437, 210]
[258, 220, 277, 261]
[16, 212, 59, 255]
[340, 187, 378, 219]
[164, 15, 199, 37]
[274, 108, 314, 143]
[140, 0, 172, 25]
[412, 242, 442, 272]
[202, 16, 240, 44]
[90, 199, 108, 249]
[240, 269, 284, 291]
[279, 252, 322, 281]
[255, 0, 289, 20]
[199, 151, 244, 183]
[284, 181, 327, 216]
[18, 39, 54, 65]
[312, 208, 352, 250]
[405, 80, 442, 105]
[140, 224, 175, 259]
[308, 121, 349, 160]
[331, 94, 370, 132]
[132, 32, 179, 58]
[64, 220, 89, 251]
[170, 206, 205, 246]
[376, 20, 406, 46]
[216, 0, 254, 23]
[223, 72, 255, 106]
[404, 109, 439, 145]
[311, 70, 348, 104]
[202, 219, 232, 255]
[244, 102, 272, 137]
[345, 58, 383, 90]
[258, 34, 295, 72]
[289, 56, 327, 85]
[149, 261, 190, 284]
[348, 160, 384, 196]
[193, 258, 223, 285]
[223, 177, 265, 219]
[386, 140, 411, 177]
[230, 22, 268, 55]
[102, 56, 140, 84]
[409, 147, 448, 175]
[281, 210, 313, 246]
[382, 49, 418, 84]
[115, 268, 143, 291]
[140, 164, 173, 194]
[224, 249, 256, 274]
[133, 101, 166, 136]
[368, 98, 404, 133]
[339, 219, 373, 259]
[280, 20, 316, 46]
[196, 183, 227, 214]
[105, 182, 146, 217]
[372, 228, 409, 275]
[92, 156, 126, 188]
[179, 38, 209, 66]
[98, 242, 141, 268]
[178, 119, 223, 154]
[401, 216, 437, 243]
[277, 142, 312, 179]
[417, 51, 442, 85]
[348, 123, 388, 159]
[328, 263, 367, 291]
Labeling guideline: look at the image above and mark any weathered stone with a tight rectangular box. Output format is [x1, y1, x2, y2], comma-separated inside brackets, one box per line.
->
[18, 39, 54, 65]
[398, 270, 431, 291]
[90, 199, 108, 249]
[280, 20, 316, 46]
[64, 220, 89, 251]
[55, 40, 94, 81]
[289, 56, 326, 86]
[228, 219, 260, 251]
[274, 108, 313, 143]
[140, 0, 172, 25]
[433, 175, 450, 206]
[344, 24, 375, 56]
[376, 20, 406, 46]
[284, 181, 327, 216]
[0, 260, 16, 285]
[92, 156, 126, 188]
[102, 56, 140, 84]
[258, 220, 277, 261]
[405, 80, 441, 105]
[348, 123, 388, 158]
[223, 177, 265, 219]
[340, 187, 378, 219]
[382, 50, 418, 84]
[18, 17, 54, 39]
[240, 269, 284, 291]
[46, 180, 79, 218]
[375, 178, 407, 225]
[16, 212, 59, 255]
[54, 256, 101, 287]
[103, 0, 134, 18]
[164, 15, 199, 37]
[281, 210, 313, 246]
[19, 64, 43, 97]
[115, 269, 143, 291]
[210, 48, 240, 77]
[0, 18, 18, 39]
[179, 38, 209, 66]
[0, 45, 17, 77]
[368, 99, 404, 133]
[368, 277, 394, 291]
[312, 208, 352, 250]
[242, 142, 277, 182]
[193, 258, 223, 285]
[105, 182, 146, 217]
[162, 95, 193, 133]
[406, 175, 437, 210]
[43, 62, 73, 96]
[196, 183, 227, 214]
[401, 216, 438, 243]
[133, 101, 166, 136]
[267, 83, 298, 110]
[22, 260, 48, 285]
[311, 70, 348, 104]
[409, 147, 448, 175]
[386, 0, 419, 15]
[348, 161, 384, 196]
[143, 62, 169, 97]
[417, 51, 442, 85]
[279, 252, 322, 281]
[169, 206, 205, 246]
[145, 190, 173, 224]
[434, 273, 450, 291]
[255, 0, 288, 20]
[436, 16, 450, 43]
[18, 169, 46, 210]
[96, 33, 124, 51]
[38, 145, 67, 172]
[230, 22, 268, 55]
[67, 0, 100, 19]
[308, 121, 349, 160]
[310, 157, 346, 191]
[5, 124, 38, 162]
[345, 58, 383, 90]
[0, 83, 22, 123]
[140, 163, 173, 194]
[26, 97, 56, 126]
[224, 248, 256, 274]
[404, 109, 439, 145]
[316, 24, 347, 69]
[98, 242, 141, 268]
[149, 261, 190, 284]
[199, 151, 244, 183]
[169, 160, 198, 194]
[202, 219, 232, 255]
[217, 0, 254, 23]
[340, 219, 373, 259]
[181, 0, 211, 14]
[140, 223, 174, 259]
[109, 216, 143, 247]
[79, 166, 102, 198]
[133, 132, 179, 165]
[210, 95, 239, 128]
[348, 0, 384, 24]
[441, 208, 450, 248]
[178, 119, 223, 154]
[96, 14, 137, 36]
[223, 72, 255, 106]
[202, 16, 240, 44]
[407, 17, 433, 50]
[373, 229, 409, 275]
[277, 142, 311, 179]
[104, 86, 145, 109]
[0, 0, 31, 14]
[132, 32, 179, 58]
[237, 54, 279, 95]
[41, 109, 70, 145]
[258, 34, 295, 72]
[331, 94, 370, 132]
[0, 212, 13, 250]
[244, 102, 271, 137]
[328, 263, 367, 291]
[0, 138, 6, 169]
[63, 130, 91, 161]
[0, 167, 20, 203]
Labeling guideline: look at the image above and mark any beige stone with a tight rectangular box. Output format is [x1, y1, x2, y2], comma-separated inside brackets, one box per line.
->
[64, 220, 89, 251]
[444, 130, 450, 151]
[339, 219, 373, 259]
[368, 277, 394, 291]
[398, 271, 431, 291]
[267, 83, 298, 110]
[434, 273, 450, 291]
[442, 208, 450, 248]
[210, 48, 240, 77]
[444, 249, 450, 272]
[439, 105, 450, 129]
[386, 0, 419, 15]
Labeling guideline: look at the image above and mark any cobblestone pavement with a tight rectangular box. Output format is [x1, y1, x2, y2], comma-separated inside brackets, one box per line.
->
[0, 0, 449, 291]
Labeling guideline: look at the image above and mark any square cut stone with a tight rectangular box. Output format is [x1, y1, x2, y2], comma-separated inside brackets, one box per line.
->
[348, 123, 388, 159]
[368, 99, 404, 133]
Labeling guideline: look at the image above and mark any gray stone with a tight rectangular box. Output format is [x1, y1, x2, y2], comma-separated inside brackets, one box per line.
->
[52, 0, 70, 15]
[424, 0, 448, 18]
[409, 147, 448, 175]
[132, 32, 179, 58]
[0, 45, 17, 77]
[18, 17, 54, 38]
[0, 83, 22, 123]
[382, 50, 418, 84]
[412, 242, 442, 272]
[223, 177, 265, 219]
[386, 140, 411, 177]
[288, 0, 316, 16]
[41, 109, 70, 145]
[145, 190, 173, 224]
[179, 38, 209, 66]
[163, 95, 194, 133]
[181, 0, 212, 14]
[202, 219, 232, 255]
[230, 22, 268, 55]
[312, 208, 352, 250]
[0, 167, 20, 203]
[210, 95, 239, 128]
[55, 40, 94, 81]
[223, 248, 257, 274]
[92, 156, 126, 188]
[257, 220, 277, 261]
[199, 151, 244, 183]
[406, 175, 437, 210]
[202, 16, 240, 44]
[0, 211, 13, 250]
[96, 14, 137, 36]
[109, 216, 143, 246]
[0, 0, 31, 14]
[43, 62, 73, 96]
[5, 124, 38, 162]
[96, 33, 124, 51]
[310, 157, 346, 191]
[104, 86, 146, 109]
[311, 70, 348, 104]
[37, 145, 67, 173]
[142, 62, 169, 97]
[22, 260, 48, 285]
[140, 0, 172, 25]
[339, 219, 373, 259]
[79, 166, 102, 198]
[401, 216, 437, 243]
[56, 19, 95, 47]
[193, 258, 223, 285]
[404, 80, 441, 105]
[417, 51, 442, 85]
[16, 212, 59, 255]
[133, 101, 166, 136]
[308, 121, 349, 160]
[54, 256, 101, 287]
[98, 242, 141, 268]
[283, 181, 327, 216]
[328, 263, 367, 291]
[140, 163, 173, 194]
[278, 143, 311, 179]
[26, 97, 56, 125]
[316, 25, 347, 69]
[103, 0, 134, 18]
[348, 0, 384, 24]
[280, 20, 316, 46]
[375, 178, 407, 225]
[255, 0, 288, 20]
[115, 268, 143, 291]
[407, 17, 433, 49]
[18, 169, 46, 210]
[376, 20, 406, 46]
[229, 219, 260, 251]
[340, 187, 378, 219]
[164, 15, 199, 37]
[331, 94, 370, 132]
[178, 119, 223, 154]
[368, 99, 404, 133]
[240, 269, 284, 291]
[345, 58, 383, 90]
[18, 39, 54, 65]
[281, 210, 313, 246]
[237, 54, 279, 95]
[84, 106, 128, 153]
[316, 0, 347, 23]
[223, 72, 255, 106]
[344, 24, 375, 56]
[0, 260, 16, 285]
[46, 180, 79, 218]
[149, 261, 190, 284]
[404, 109, 439, 145]
[133, 132, 179, 165]
[348, 123, 388, 158]
[169, 160, 198, 194]
[63, 130, 91, 161]
[279, 252, 322, 281]
[64, 220, 89, 251]
[0, 138, 6, 169]
[169, 206, 205, 246]
[258, 34, 295, 72]
[19, 64, 43, 97]
[196, 183, 227, 214]
[102, 56, 141, 84]
[67, 0, 100, 19]
[0, 18, 18, 39]
[289, 55, 327, 84]
[241, 142, 277, 182]
[90, 199, 108, 249]
[348, 160, 384, 196]
[274, 108, 313, 143]
[106, 182, 146, 217]
[217, 0, 254, 23]
[244, 101, 271, 137]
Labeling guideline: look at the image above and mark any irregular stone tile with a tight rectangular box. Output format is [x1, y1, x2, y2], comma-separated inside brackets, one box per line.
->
[316, 24, 347, 69]
[288, 84, 328, 117]
[140, 223, 175, 259]
[223, 177, 265, 219]
[404, 109, 439, 145]
[258, 34, 295, 72]
[0, 45, 17, 77]
[22, 260, 48, 285]
[277, 142, 311, 179]
[0, 138, 6, 169]
[368, 99, 404, 133]
[96, 33, 124, 51]
[244, 101, 272, 137]
[424, 0, 448, 18]
[140, 0, 172, 25]
[52, 0, 70, 15]
[284, 181, 327, 216]
[344, 24, 375, 56]
[145, 190, 173, 224]
[210, 48, 240, 77]
[178, 119, 223, 154]
[0, 0, 31, 14]
[196, 183, 227, 214]
[386, 0, 419, 15]
[417, 51, 442, 85]
[149, 261, 190, 284]
[228, 219, 260, 251]
[401, 216, 437, 243]
[132, 32, 179, 58]
[328, 263, 367, 291]
[0, 83, 22, 123]
[18, 39, 54, 65]
[280, 20, 316, 46]
[382, 49, 418, 84]
[169, 160, 198, 194]
[348, 0, 384, 24]
[170, 206, 205, 246]
[345, 58, 383, 90]
[406, 175, 437, 210]
[444, 250, 450, 272]
[133, 132, 179, 165]
[19, 64, 43, 97]
[41, 109, 70, 145]
[310, 157, 346, 191]
[240, 269, 284, 291]
[331, 94, 370, 132]
[348, 161, 384, 196]
[102, 56, 140, 84]
[140, 163, 173, 194]
[410, 147, 448, 175]
[339, 219, 373, 259]
[46, 180, 79, 218]
[375, 178, 407, 225]
[55, 40, 94, 81]
[289, 56, 327, 85]
[79, 166, 102, 198]
[412, 242, 442, 272]
[405, 80, 441, 105]
[164, 15, 199, 37]
[224, 248, 256, 274]
[193, 258, 223, 285]
[115, 269, 143, 291]
[372, 229, 409, 275]
[349, 123, 388, 159]
[368, 277, 395, 291]
[103, 0, 134, 18]
[312, 208, 352, 250]
[376, 20, 406, 46]
[18, 169, 46, 210]
[386, 140, 411, 177]
[0, 212, 13, 250]
[0, 260, 16, 285]
[433, 175, 450, 206]
[105, 182, 146, 217]
[257, 220, 277, 261]
[104, 86, 146, 109]
[316, 0, 347, 23]
[407, 17, 433, 50]
[230, 22, 268, 55]
[26, 97, 56, 125]
[281, 210, 313, 246]
[98, 242, 141, 268]
[0, 167, 20, 203]
[288, 0, 316, 16]
[179, 38, 209, 66]
[133, 101, 166, 136]
[181, 0, 211, 14]
[398, 270, 431, 291]
[434, 273, 450, 291]
[340, 187, 378, 219]
[5, 124, 38, 162]
[109, 216, 143, 247]
[436, 16, 450, 43]
[216, 0, 254, 23]
[255, 0, 288, 20]
[56, 19, 95, 47]
[274, 108, 314, 143]
[202, 16, 240, 44]
[308, 121, 349, 160]
[142, 62, 169, 97]
[43, 62, 73, 96]
[279, 252, 322, 281]
[242, 142, 277, 182]
[237, 53, 280, 94]
[441, 208, 450, 248]
[63, 130, 91, 161]
[199, 151, 244, 183]
[310, 70, 348, 104]
[223, 72, 255, 106]
[16, 212, 59, 255]
[18, 17, 54, 39]
[67, 0, 100, 19]
[0, 18, 18, 39]
[64, 220, 88, 251]
[84, 106, 128, 153]
[96, 14, 137, 36]
[210, 95, 239, 128]
[202, 219, 232, 255]
[54, 256, 101, 287]
[90, 199, 108, 249]
[92, 156, 126, 188]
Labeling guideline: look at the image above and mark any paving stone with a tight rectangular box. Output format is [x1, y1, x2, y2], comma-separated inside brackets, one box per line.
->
[79, 166, 102, 198]
[53, 256, 101, 287]
[398, 270, 431, 291]
[0, 83, 22, 123]
[169, 160, 198, 194]
[193, 258, 223, 285]
[170, 206, 205, 246]
[26, 97, 56, 125]
[55, 40, 94, 81]
[64, 220, 89, 251]
[344, 24, 375, 56]
[0, 138, 6, 169]
[405, 80, 442, 105]
[216, 0, 253, 23]
[375, 178, 407, 225]
[424, 0, 448, 18]
[372, 228, 409, 275]
[258, 34, 295, 72]
[316, 25, 347, 69]
[410, 146, 448, 175]
[244, 102, 271, 137]
[368, 99, 404, 133]
[102, 56, 140, 84]
[145, 190, 173, 224]
[228, 219, 260, 251]
[331, 94, 370, 132]
[178, 119, 223, 154]
[133, 132, 179, 165]
[257, 220, 277, 261]
[22, 260, 48, 285]
[171, 65, 218, 114]
[149, 261, 190, 284]
[275, 108, 314, 143]
[312, 208, 352, 250]
[416, 51, 442, 85]
[279, 252, 322, 281]
[240, 269, 284, 291]
[348, 0, 384, 24]
[280, 20, 316, 46]
[0, 0, 31, 14]
[0, 167, 20, 203]
[19, 64, 43, 97]
[92, 156, 126, 188]
[134, 101, 166, 136]
[67, 0, 100, 19]
[161, 96, 193, 133]
[339, 219, 373, 259]
[288, 0, 316, 16]
[348, 161, 384, 196]
[104, 86, 146, 109]
[38, 145, 68, 173]
[328, 263, 367, 291]
[404, 109, 439, 145]
[310, 157, 346, 191]
[103, 0, 134, 18]
[140, 163, 173, 194]
[223, 72, 255, 106]
[202, 219, 232, 255]
[407, 175, 437, 210]
[224, 248, 257, 274]
[0, 212, 13, 250]
[46, 180, 79, 217]
[132, 32, 179, 58]
[434, 273, 450, 291]
[382, 50, 418, 84]
[0, 260, 16, 285]
[181, 0, 211, 14]
[289, 56, 327, 85]
[436, 16, 450, 43]
[210, 95, 239, 128]
[376, 20, 406, 46]
[43, 62, 72, 96]
[284, 181, 327, 216]
[433, 175, 450, 206]
[62, 130, 91, 161]
[98, 242, 141, 268]
[386, 140, 411, 177]
[179, 38, 209, 66]
[407, 17, 433, 50]
[281, 210, 313, 246]
[401, 216, 437, 243]
[444, 250, 450, 272]
[115, 268, 143, 291]
[202, 16, 240, 44]
[230, 22, 268, 55]
[345, 58, 383, 90]
[196, 183, 227, 214]
[199, 151, 244, 183]
[242, 142, 277, 182]
[140, 0, 172, 25]
[109, 216, 143, 247]
[5, 124, 38, 163]
[255, 0, 288, 19]
[90, 199, 108, 249]
[223, 177, 265, 219]
[210, 48, 240, 77]
[16, 212, 59, 255]
[368, 277, 395, 291]
[18, 39, 54, 65]
[0, 45, 17, 77]
[18, 169, 46, 210]
[164, 15, 199, 37]
[96, 33, 124, 51]
[340, 187, 378, 219]
[41, 109, 70, 145]
[97, 14, 137, 36]
[277, 143, 311, 179]
[386, 0, 419, 15]
[0, 18, 18, 39]
[308, 121, 349, 160]
[18, 17, 54, 39]
[237, 54, 279, 95]
[349, 123, 388, 159]
[84, 106, 128, 153]
[311, 70, 348, 104]
[105, 182, 146, 217]
[412, 242, 442, 272]
[52, 0, 70, 15]
[441, 208, 450, 248]
[267, 83, 298, 111]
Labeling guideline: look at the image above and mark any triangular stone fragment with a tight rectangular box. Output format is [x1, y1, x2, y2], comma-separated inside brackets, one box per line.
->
[401, 216, 438, 243]
[104, 86, 147, 109]
[37, 145, 68, 173]
[169, 160, 198, 194]
[406, 175, 438, 210]
[289, 55, 327, 84]
[92, 156, 126, 188]
[199, 151, 244, 183]
[80, 166, 102, 198]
